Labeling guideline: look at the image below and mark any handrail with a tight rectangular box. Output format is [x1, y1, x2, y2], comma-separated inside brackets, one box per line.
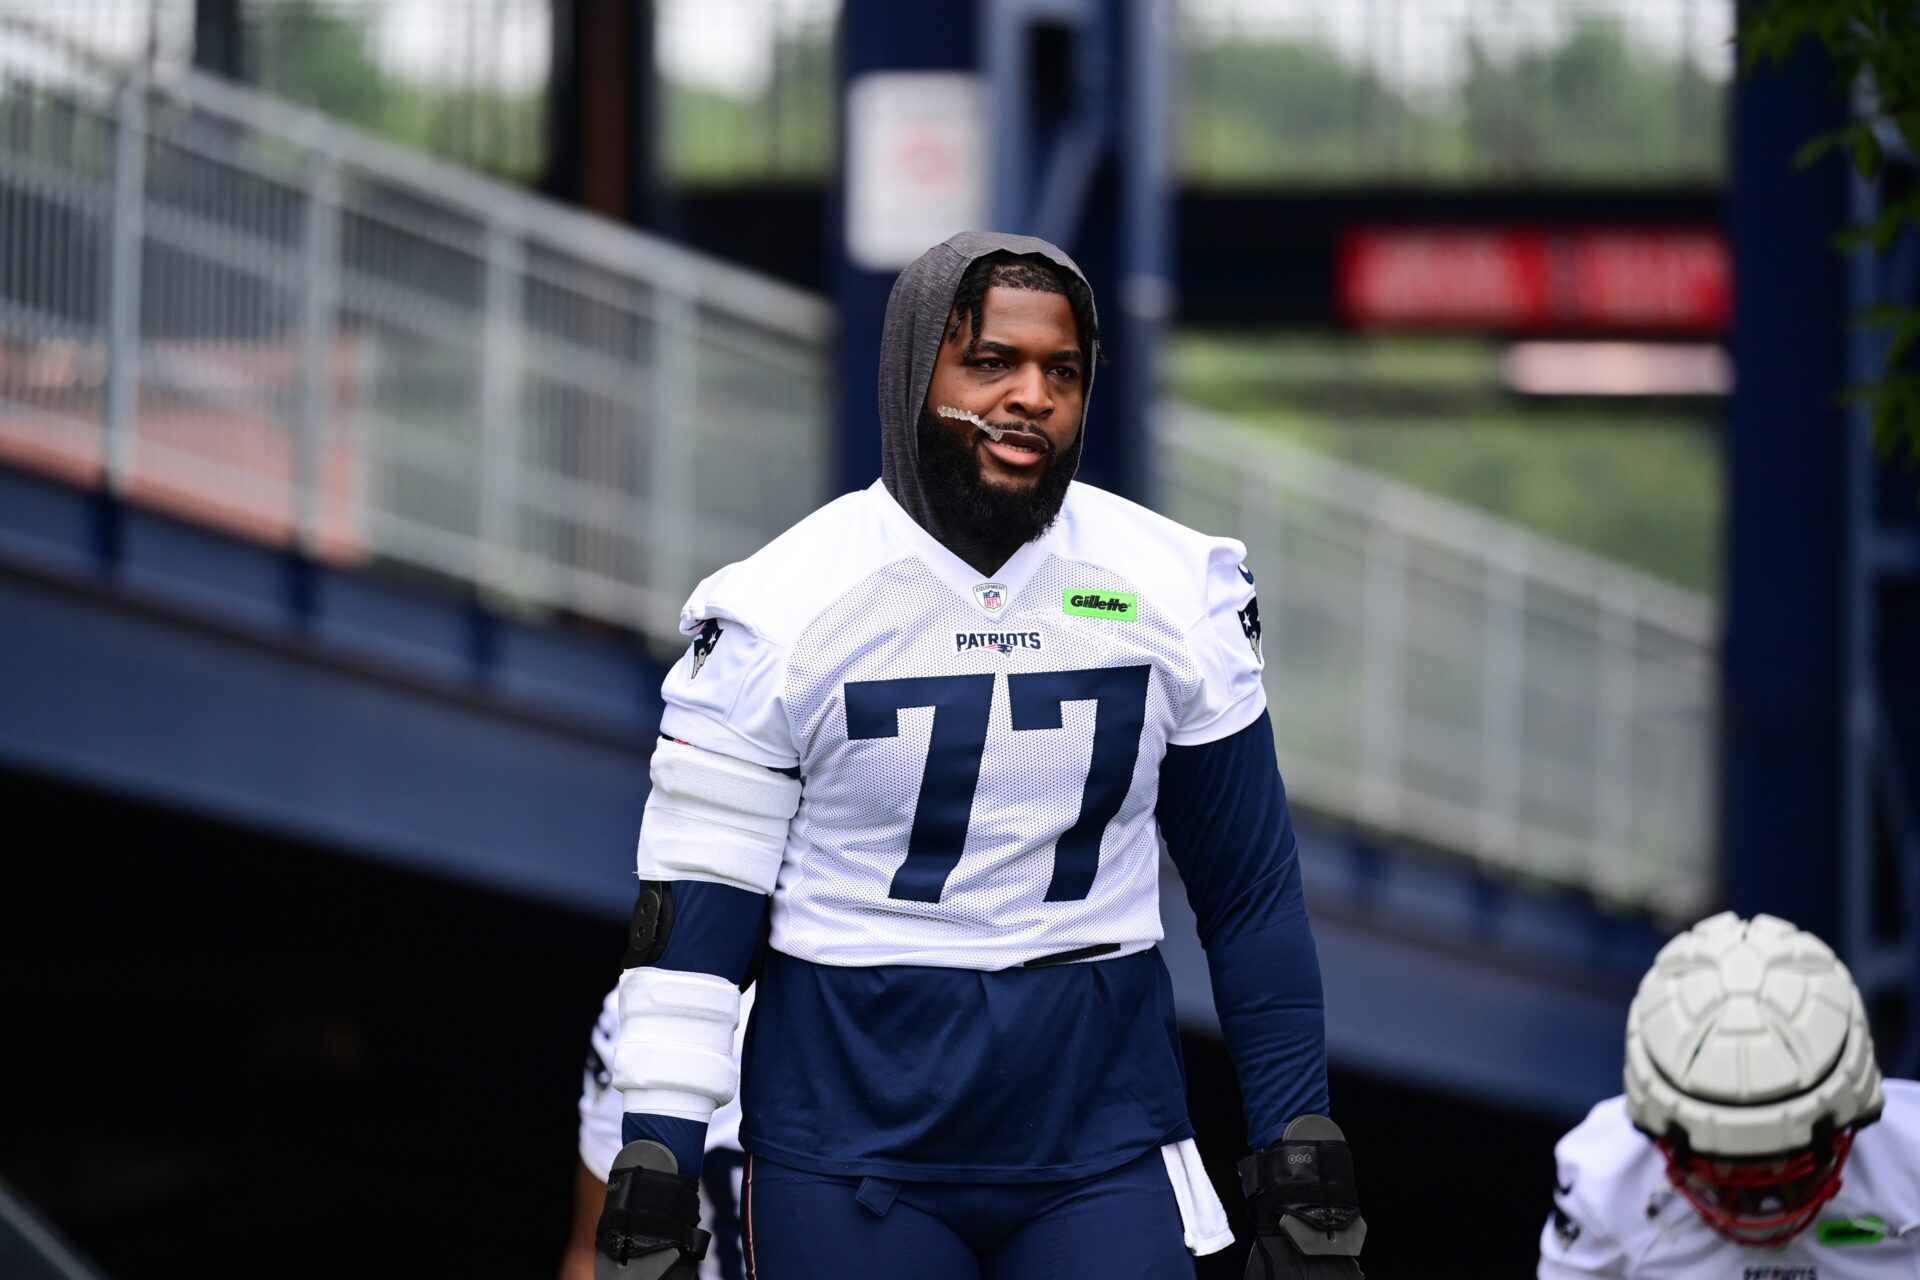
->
[0, 57, 833, 644]
[1153, 404, 1716, 917]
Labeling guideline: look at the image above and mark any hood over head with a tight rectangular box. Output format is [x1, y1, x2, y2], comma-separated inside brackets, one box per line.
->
[877, 231, 1099, 566]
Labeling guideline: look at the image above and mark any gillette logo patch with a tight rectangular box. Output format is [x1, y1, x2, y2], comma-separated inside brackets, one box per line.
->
[1063, 590, 1138, 620]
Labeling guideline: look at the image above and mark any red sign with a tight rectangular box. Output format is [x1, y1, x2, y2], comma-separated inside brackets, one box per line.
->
[1338, 226, 1729, 335]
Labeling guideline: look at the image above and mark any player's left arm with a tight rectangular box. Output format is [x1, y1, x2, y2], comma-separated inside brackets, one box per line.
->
[1158, 711, 1327, 1136]
[1161, 549, 1327, 1137]
[1161, 551, 1361, 1277]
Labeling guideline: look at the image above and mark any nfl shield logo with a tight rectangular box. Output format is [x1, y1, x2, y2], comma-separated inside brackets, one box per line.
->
[973, 582, 1007, 612]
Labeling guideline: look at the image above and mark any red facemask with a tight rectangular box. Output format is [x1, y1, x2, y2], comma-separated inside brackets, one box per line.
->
[1656, 1131, 1856, 1247]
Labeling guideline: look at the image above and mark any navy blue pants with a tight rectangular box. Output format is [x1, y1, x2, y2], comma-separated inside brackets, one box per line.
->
[740, 1148, 1196, 1279]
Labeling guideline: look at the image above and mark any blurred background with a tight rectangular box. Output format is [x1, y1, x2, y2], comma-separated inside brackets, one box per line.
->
[0, 2, 1912, 1277]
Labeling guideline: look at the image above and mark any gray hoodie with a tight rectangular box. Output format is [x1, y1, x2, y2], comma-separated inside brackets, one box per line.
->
[876, 231, 1099, 571]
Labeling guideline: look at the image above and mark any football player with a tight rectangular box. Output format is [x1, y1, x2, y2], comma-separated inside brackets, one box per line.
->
[593, 232, 1362, 1279]
[1539, 912, 1918, 1278]
[561, 986, 752, 1280]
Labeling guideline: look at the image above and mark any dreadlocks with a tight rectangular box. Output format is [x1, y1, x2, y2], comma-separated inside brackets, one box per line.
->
[944, 252, 1103, 367]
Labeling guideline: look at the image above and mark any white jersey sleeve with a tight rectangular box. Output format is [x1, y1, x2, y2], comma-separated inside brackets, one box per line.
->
[1169, 544, 1267, 747]
[657, 568, 801, 770]
[577, 987, 624, 1181]
[1538, 1098, 1645, 1278]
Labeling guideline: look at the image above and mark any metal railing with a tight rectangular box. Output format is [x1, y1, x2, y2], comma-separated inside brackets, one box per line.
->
[0, 1175, 110, 1280]
[0, 56, 832, 641]
[0, 45, 1715, 915]
[1155, 405, 1716, 916]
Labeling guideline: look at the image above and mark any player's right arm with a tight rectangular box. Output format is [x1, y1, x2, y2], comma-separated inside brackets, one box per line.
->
[597, 602, 801, 1275]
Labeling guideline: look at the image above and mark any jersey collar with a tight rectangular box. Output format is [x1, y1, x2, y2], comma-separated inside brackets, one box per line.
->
[865, 479, 1066, 620]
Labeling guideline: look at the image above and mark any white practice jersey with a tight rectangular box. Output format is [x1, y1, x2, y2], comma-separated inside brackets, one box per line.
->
[1539, 1082, 1920, 1279]
[655, 479, 1266, 970]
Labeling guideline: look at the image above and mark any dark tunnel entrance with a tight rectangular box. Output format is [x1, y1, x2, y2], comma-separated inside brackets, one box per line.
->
[3, 769, 1572, 1279]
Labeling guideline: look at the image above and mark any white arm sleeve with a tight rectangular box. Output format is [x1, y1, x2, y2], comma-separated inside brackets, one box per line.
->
[616, 735, 799, 1124]
[636, 736, 800, 894]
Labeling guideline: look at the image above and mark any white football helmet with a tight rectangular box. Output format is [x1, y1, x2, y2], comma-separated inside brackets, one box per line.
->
[1624, 912, 1884, 1245]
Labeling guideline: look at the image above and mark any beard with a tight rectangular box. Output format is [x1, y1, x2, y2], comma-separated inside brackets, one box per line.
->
[915, 406, 1080, 550]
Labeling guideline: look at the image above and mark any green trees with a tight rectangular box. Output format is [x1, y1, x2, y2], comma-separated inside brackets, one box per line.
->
[1459, 15, 1724, 183]
[1182, 12, 1725, 186]
[244, 0, 547, 182]
[228, 4, 1729, 191]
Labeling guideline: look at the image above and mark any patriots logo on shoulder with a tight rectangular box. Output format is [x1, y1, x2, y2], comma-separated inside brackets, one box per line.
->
[689, 618, 724, 678]
[1234, 564, 1261, 658]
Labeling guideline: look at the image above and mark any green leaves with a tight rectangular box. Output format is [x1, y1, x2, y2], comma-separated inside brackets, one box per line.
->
[1870, 373, 1920, 459]
[1793, 118, 1889, 178]
[1852, 123, 1885, 176]
[1744, 0, 1920, 469]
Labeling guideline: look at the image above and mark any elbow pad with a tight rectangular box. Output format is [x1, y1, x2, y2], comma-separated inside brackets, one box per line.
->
[612, 967, 741, 1123]
[613, 738, 796, 1123]
[637, 737, 800, 894]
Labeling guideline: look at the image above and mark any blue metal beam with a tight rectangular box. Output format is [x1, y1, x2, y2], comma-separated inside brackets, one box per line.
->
[829, 0, 1166, 502]
[0, 464, 662, 917]
[1721, 19, 1850, 943]
[1841, 170, 1920, 1076]
[829, 0, 977, 500]
[1723, 7, 1920, 1076]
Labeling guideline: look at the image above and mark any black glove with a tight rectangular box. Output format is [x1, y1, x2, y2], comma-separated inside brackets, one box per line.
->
[1238, 1115, 1366, 1280]
[594, 1140, 711, 1280]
